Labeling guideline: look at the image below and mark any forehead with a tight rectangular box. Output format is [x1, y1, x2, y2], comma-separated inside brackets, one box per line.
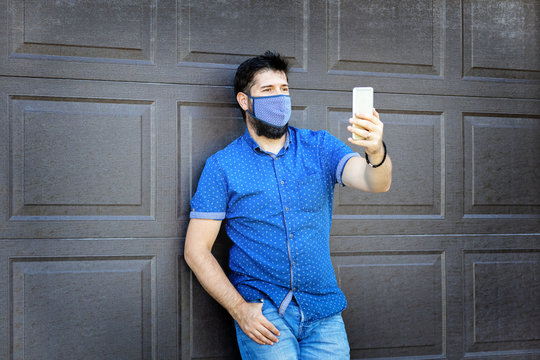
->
[251, 69, 288, 88]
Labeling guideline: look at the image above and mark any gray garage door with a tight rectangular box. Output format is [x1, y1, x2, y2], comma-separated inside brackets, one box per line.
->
[0, 1, 539, 359]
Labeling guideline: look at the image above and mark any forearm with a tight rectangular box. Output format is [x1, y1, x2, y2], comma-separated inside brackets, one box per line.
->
[364, 154, 392, 192]
[342, 154, 392, 192]
[346, 108, 392, 192]
[185, 248, 246, 319]
[184, 219, 279, 345]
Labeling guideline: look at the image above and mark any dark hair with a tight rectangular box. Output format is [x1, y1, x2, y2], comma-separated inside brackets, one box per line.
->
[234, 50, 290, 96]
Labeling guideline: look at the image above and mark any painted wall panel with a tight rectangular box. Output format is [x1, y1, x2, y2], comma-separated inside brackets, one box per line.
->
[0, 1, 538, 359]
[463, 0, 540, 79]
[177, 0, 307, 68]
[463, 113, 540, 217]
[10, 257, 154, 360]
[9, 0, 155, 63]
[335, 251, 445, 359]
[327, 0, 444, 77]
[463, 249, 540, 358]
[9, 97, 153, 219]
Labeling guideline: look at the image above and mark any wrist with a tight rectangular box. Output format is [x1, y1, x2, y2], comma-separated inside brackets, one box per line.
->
[365, 141, 387, 168]
[229, 298, 248, 320]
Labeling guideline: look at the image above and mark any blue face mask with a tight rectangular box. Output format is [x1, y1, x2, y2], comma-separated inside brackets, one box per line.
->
[245, 94, 291, 127]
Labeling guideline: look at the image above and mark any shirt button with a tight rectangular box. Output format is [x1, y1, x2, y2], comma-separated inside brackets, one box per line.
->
[292, 262, 296, 266]
[280, 180, 284, 185]
[289, 234, 293, 238]
[285, 207, 289, 211]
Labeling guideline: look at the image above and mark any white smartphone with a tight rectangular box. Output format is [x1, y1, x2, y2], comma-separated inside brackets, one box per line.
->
[352, 87, 373, 140]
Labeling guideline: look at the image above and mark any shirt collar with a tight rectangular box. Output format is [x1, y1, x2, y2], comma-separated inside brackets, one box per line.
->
[242, 127, 292, 154]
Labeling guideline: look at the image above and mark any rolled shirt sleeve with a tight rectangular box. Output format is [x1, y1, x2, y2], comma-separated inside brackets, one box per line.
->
[190, 156, 228, 220]
[319, 131, 360, 185]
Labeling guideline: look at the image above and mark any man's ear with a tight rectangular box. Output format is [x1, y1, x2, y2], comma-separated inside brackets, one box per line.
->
[236, 92, 249, 111]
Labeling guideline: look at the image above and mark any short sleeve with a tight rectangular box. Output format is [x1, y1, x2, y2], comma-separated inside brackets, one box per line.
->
[190, 156, 228, 220]
[319, 131, 360, 185]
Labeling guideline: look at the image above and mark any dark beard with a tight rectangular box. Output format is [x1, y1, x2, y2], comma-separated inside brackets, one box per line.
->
[248, 115, 288, 139]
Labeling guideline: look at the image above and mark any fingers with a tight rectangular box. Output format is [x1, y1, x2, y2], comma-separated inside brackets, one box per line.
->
[350, 113, 381, 134]
[349, 120, 375, 134]
[255, 320, 280, 345]
[261, 316, 281, 337]
[347, 121, 381, 141]
[238, 302, 280, 346]
[247, 318, 279, 345]
[347, 126, 374, 140]
[347, 136, 379, 149]
[354, 108, 381, 124]
[348, 108, 384, 154]
[252, 328, 276, 345]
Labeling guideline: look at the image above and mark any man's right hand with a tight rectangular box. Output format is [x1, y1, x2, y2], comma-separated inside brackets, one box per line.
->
[233, 301, 280, 345]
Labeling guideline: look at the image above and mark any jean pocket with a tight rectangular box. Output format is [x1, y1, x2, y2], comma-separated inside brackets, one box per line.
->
[260, 299, 282, 320]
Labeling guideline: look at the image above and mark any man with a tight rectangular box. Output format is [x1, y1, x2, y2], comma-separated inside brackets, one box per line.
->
[184, 51, 392, 359]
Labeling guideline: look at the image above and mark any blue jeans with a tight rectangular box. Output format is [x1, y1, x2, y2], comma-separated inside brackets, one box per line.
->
[234, 298, 350, 359]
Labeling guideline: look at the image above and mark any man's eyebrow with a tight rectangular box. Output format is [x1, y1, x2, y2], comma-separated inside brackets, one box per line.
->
[258, 83, 289, 89]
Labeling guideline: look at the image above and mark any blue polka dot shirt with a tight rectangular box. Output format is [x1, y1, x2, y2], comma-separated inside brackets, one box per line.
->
[190, 126, 359, 322]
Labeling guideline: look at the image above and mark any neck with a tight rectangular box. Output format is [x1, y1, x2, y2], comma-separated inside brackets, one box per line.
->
[247, 123, 287, 155]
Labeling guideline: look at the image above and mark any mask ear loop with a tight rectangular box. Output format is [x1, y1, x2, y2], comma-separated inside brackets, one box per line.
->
[243, 93, 258, 121]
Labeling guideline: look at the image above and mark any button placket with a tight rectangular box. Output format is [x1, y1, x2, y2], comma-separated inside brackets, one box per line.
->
[273, 153, 297, 295]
